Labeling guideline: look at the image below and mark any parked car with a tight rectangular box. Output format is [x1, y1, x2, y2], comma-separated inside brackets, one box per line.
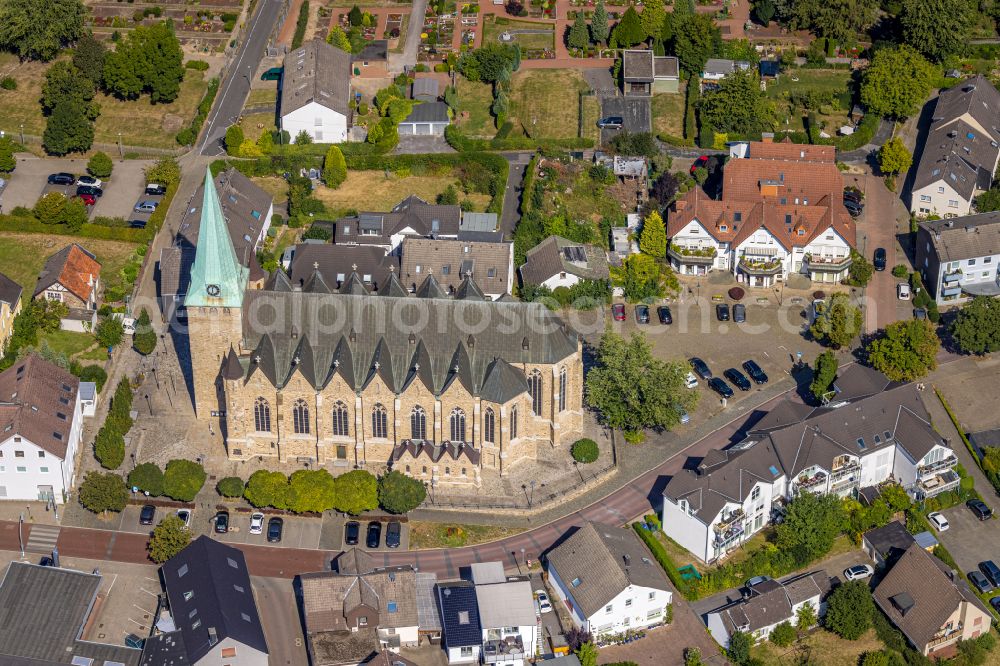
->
[76, 176, 102, 188]
[145, 183, 167, 196]
[708, 377, 734, 398]
[980, 561, 1000, 587]
[845, 200, 864, 218]
[267, 517, 283, 543]
[175, 509, 191, 529]
[716, 303, 730, 321]
[913, 308, 927, 320]
[684, 372, 698, 389]
[844, 564, 874, 581]
[968, 498, 993, 520]
[345, 520, 360, 545]
[690, 155, 710, 175]
[76, 185, 103, 198]
[214, 511, 229, 534]
[612, 303, 626, 322]
[139, 504, 156, 526]
[249, 512, 265, 535]
[927, 511, 950, 532]
[873, 247, 887, 271]
[969, 571, 994, 594]
[897, 283, 911, 300]
[742, 360, 768, 384]
[77, 193, 97, 207]
[48, 172, 74, 185]
[724, 368, 751, 391]
[386, 521, 402, 548]
[745, 575, 772, 590]
[134, 201, 158, 213]
[676, 404, 690, 424]
[657, 306, 672, 324]
[635, 304, 650, 324]
[733, 303, 746, 323]
[366, 522, 382, 549]
[597, 116, 623, 129]
[690, 357, 712, 380]
[843, 188, 863, 205]
[128, 219, 147, 229]
[991, 597, 1000, 614]
[535, 590, 553, 614]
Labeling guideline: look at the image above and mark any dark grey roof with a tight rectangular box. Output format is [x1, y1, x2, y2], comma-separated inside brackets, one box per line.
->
[918, 212, 1000, 263]
[288, 243, 400, 293]
[545, 522, 670, 618]
[623, 49, 653, 81]
[653, 55, 679, 78]
[401, 101, 450, 125]
[0, 561, 141, 665]
[352, 39, 387, 63]
[400, 236, 512, 297]
[236, 287, 577, 396]
[970, 428, 1000, 450]
[863, 520, 915, 562]
[519, 236, 610, 285]
[280, 39, 352, 118]
[438, 583, 482, 648]
[412, 77, 439, 101]
[139, 631, 189, 666]
[716, 571, 828, 635]
[335, 196, 463, 245]
[479, 358, 528, 404]
[160, 536, 268, 663]
[0, 270, 22, 307]
[0, 354, 80, 459]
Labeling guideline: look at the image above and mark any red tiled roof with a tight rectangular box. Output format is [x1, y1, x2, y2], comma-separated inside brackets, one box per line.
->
[34, 244, 101, 304]
[748, 139, 836, 162]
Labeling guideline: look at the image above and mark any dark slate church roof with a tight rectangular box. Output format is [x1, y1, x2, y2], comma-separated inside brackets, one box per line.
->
[234, 273, 577, 400]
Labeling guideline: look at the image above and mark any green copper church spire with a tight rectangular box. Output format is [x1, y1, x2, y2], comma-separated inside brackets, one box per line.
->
[186, 167, 249, 308]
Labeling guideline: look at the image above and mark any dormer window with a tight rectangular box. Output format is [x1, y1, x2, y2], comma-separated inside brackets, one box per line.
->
[719, 225, 728, 232]
[734, 212, 742, 222]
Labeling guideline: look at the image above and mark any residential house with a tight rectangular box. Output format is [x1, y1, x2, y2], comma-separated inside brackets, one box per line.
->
[352, 40, 388, 78]
[0, 270, 22, 355]
[400, 237, 514, 299]
[915, 213, 1000, 304]
[666, 138, 855, 286]
[661, 365, 959, 563]
[546, 522, 672, 637]
[299, 548, 425, 665]
[910, 75, 1000, 217]
[280, 39, 353, 143]
[470, 562, 538, 666]
[0, 355, 85, 504]
[759, 60, 780, 80]
[398, 102, 451, 136]
[519, 236, 610, 291]
[159, 168, 273, 315]
[412, 77, 440, 102]
[701, 59, 751, 89]
[611, 227, 638, 261]
[863, 520, 917, 568]
[874, 543, 993, 657]
[0, 561, 141, 666]
[142, 536, 269, 666]
[287, 243, 401, 294]
[33, 243, 101, 332]
[438, 582, 483, 664]
[622, 50, 679, 95]
[706, 571, 830, 647]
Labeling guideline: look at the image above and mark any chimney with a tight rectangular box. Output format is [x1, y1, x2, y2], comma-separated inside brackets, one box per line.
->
[674, 200, 688, 212]
[761, 133, 774, 144]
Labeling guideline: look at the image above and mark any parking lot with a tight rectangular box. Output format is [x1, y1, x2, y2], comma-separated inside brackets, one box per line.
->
[933, 503, 1000, 581]
[599, 96, 651, 144]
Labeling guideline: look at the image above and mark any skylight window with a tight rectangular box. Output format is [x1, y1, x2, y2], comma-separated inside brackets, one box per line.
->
[857, 438, 867, 450]
[571, 577, 582, 587]
[769, 465, 779, 477]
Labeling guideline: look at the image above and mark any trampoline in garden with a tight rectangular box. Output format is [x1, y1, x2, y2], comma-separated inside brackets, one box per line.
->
[678, 564, 702, 581]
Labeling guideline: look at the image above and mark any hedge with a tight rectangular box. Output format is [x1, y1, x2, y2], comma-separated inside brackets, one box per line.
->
[571, 438, 599, 463]
[291, 0, 310, 49]
[444, 125, 593, 152]
[631, 522, 693, 597]
[176, 76, 219, 146]
[0, 215, 146, 242]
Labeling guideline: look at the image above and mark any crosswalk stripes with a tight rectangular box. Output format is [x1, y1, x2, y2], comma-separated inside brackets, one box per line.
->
[25, 524, 60, 554]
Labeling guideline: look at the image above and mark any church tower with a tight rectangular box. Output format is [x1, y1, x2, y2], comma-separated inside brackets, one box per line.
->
[186, 167, 249, 419]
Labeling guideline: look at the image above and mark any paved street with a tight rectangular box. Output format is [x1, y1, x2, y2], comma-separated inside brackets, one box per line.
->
[254, 575, 310, 666]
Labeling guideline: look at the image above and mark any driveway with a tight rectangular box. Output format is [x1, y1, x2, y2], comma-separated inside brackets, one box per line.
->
[600, 96, 651, 144]
[933, 504, 1000, 578]
[500, 151, 532, 239]
[849, 171, 905, 332]
[253, 576, 309, 666]
[394, 134, 454, 154]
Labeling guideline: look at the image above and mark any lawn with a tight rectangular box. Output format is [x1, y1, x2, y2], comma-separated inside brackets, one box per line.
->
[481, 16, 554, 51]
[245, 86, 278, 107]
[39, 329, 96, 358]
[312, 170, 492, 214]
[652, 92, 685, 137]
[752, 629, 885, 666]
[765, 68, 853, 135]
[238, 112, 278, 140]
[509, 69, 589, 140]
[580, 94, 601, 145]
[0, 232, 138, 293]
[0, 54, 209, 149]
[408, 521, 525, 549]
[252, 176, 290, 201]
[454, 79, 496, 138]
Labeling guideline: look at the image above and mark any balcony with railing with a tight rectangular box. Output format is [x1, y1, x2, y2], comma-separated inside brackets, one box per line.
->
[918, 454, 958, 479]
[713, 509, 746, 547]
[805, 254, 852, 272]
[738, 256, 783, 276]
[943, 271, 963, 286]
[918, 469, 961, 499]
[830, 463, 861, 495]
[668, 245, 718, 265]
[795, 470, 828, 493]
[483, 635, 525, 664]
[926, 623, 963, 651]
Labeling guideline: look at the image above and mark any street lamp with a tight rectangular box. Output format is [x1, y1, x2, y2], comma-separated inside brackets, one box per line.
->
[144, 393, 152, 415]
[529, 480, 536, 507]
[130, 452, 136, 470]
[117, 132, 123, 159]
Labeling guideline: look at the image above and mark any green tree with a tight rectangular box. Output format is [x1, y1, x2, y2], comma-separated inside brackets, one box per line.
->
[866, 319, 940, 381]
[861, 45, 935, 119]
[147, 515, 191, 563]
[94, 425, 125, 469]
[128, 462, 164, 496]
[73, 33, 107, 85]
[289, 469, 337, 513]
[87, 151, 113, 179]
[699, 69, 776, 138]
[639, 210, 667, 257]
[244, 470, 291, 509]
[847, 250, 874, 287]
[378, 470, 427, 513]
[43, 100, 94, 155]
[754, 0, 776, 25]
[809, 293, 862, 349]
[145, 157, 180, 187]
[79, 471, 128, 514]
[825, 580, 874, 639]
[41, 62, 96, 114]
[256, 128, 274, 154]
[568, 12, 590, 49]
[162, 459, 207, 502]
[102, 46, 142, 99]
[95, 316, 125, 348]
[437, 184, 459, 205]
[785, 0, 877, 45]
[860, 652, 890, 666]
[673, 12, 720, 75]
[591, 0, 610, 44]
[216, 476, 245, 498]
[640, 0, 666, 39]
[684, 648, 704, 666]
[796, 601, 818, 631]
[60, 196, 87, 231]
[225, 125, 245, 155]
[295, 129, 313, 144]
[770, 621, 796, 647]
[103, 22, 184, 103]
[727, 631, 752, 665]
[950, 296, 1000, 355]
[878, 137, 912, 176]
[776, 492, 846, 563]
[900, 0, 973, 63]
[0, 0, 86, 61]
[974, 187, 1000, 213]
[322, 145, 347, 188]
[585, 331, 697, 439]
[34, 191, 67, 223]
[349, 4, 363, 26]
[334, 470, 379, 515]
[576, 642, 598, 666]
[132, 308, 156, 355]
[327, 25, 353, 52]
[611, 253, 670, 302]
[571, 438, 600, 463]
[810, 350, 839, 401]
[610, 7, 644, 48]
[0, 137, 15, 173]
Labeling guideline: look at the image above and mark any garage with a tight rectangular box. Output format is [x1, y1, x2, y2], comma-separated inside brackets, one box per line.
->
[398, 101, 450, 136]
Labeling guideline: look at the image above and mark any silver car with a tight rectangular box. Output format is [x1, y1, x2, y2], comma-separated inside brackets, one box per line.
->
[249, 512, 265, 535]
[134, 201, 158, 213]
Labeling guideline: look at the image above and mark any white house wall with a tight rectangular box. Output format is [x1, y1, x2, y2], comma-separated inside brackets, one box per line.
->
[281, 101, 348, 143]
[192, 637, 268, 666]
[911, 181, 971, 217]
[445, 645, 480, 664]
[661, 498, 711, 562]
[540, 273, 582, 290]
[584, 585, 671, 636]
[547, 564, 588, 629]
[0, 393, 82, 504]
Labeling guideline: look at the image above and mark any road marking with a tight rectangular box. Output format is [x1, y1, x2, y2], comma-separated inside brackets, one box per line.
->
[25, 524, 60, 554]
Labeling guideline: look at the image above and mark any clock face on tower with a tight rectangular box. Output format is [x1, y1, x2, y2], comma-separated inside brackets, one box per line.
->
[206, 284, 221, 297]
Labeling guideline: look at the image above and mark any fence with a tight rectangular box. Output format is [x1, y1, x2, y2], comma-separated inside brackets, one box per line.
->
[2, 129, 186, 159]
